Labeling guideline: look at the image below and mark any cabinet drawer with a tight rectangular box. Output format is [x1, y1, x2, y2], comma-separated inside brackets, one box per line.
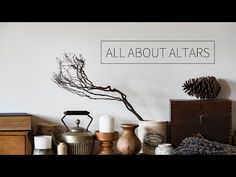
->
[0, 136, 25, 155]
[170, 99, 232, 147]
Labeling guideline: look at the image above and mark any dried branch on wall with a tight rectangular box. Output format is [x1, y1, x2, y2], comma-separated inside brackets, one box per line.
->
[52, 53, 144, 121]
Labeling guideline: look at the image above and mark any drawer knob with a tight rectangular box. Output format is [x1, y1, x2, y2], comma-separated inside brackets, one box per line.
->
[199, 114, 207, 126]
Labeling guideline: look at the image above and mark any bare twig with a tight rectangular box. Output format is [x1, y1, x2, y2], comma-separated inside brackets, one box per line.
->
[52, 53, 144, 121]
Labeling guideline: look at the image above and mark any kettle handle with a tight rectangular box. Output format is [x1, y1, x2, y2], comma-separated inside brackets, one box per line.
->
[61, 110, 93, 131]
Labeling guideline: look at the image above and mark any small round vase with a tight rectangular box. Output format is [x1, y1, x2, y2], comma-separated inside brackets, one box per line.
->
[116, 124, 141, 155]
[155, 143, 175, 155]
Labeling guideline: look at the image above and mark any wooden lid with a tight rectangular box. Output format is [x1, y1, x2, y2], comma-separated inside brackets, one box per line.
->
[37, 122, 61, 135]
[37, 123, 61, 130]
[0, 113, 31, 131]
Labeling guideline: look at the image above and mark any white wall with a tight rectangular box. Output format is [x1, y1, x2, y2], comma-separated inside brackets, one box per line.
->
[0, 22, 236, 133]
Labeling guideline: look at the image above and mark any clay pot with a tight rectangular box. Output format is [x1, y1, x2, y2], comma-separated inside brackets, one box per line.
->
[116, 124, 141, 155]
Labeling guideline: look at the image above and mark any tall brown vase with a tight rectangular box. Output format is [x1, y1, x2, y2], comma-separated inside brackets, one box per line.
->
[116, 124, 141, 155]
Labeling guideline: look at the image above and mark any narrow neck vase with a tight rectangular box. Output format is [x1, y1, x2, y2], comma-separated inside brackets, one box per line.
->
[116, 124, 141, 155]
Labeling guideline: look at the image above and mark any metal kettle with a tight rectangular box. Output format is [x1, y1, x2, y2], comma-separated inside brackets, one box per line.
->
[61, 111, 95, 155]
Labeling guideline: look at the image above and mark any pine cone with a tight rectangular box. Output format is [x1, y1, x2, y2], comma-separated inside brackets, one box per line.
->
[182, 76, 221, 99]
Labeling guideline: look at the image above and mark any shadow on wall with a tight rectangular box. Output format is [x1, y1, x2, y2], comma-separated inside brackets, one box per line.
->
[218, 79, 236, 131]
[218, 79, 231, 99]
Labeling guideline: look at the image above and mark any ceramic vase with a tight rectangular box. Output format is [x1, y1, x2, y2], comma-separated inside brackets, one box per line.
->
[155, 143, 175, 155]
[138, 120, 168, 155]
[116, 124, 141, 155]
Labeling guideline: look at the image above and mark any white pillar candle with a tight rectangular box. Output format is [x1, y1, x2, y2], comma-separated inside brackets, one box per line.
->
[99, 115, 115, 133]
[34, 135, 52, 149]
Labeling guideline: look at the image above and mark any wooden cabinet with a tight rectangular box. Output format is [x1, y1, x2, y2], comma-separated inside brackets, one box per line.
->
[170, 99, 232, 147]
[0, 113, 32, 155]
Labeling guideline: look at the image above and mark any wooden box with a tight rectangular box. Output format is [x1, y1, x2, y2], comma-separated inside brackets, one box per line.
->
[170, 99, 232, 147]
[0, 113, 32, 155]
